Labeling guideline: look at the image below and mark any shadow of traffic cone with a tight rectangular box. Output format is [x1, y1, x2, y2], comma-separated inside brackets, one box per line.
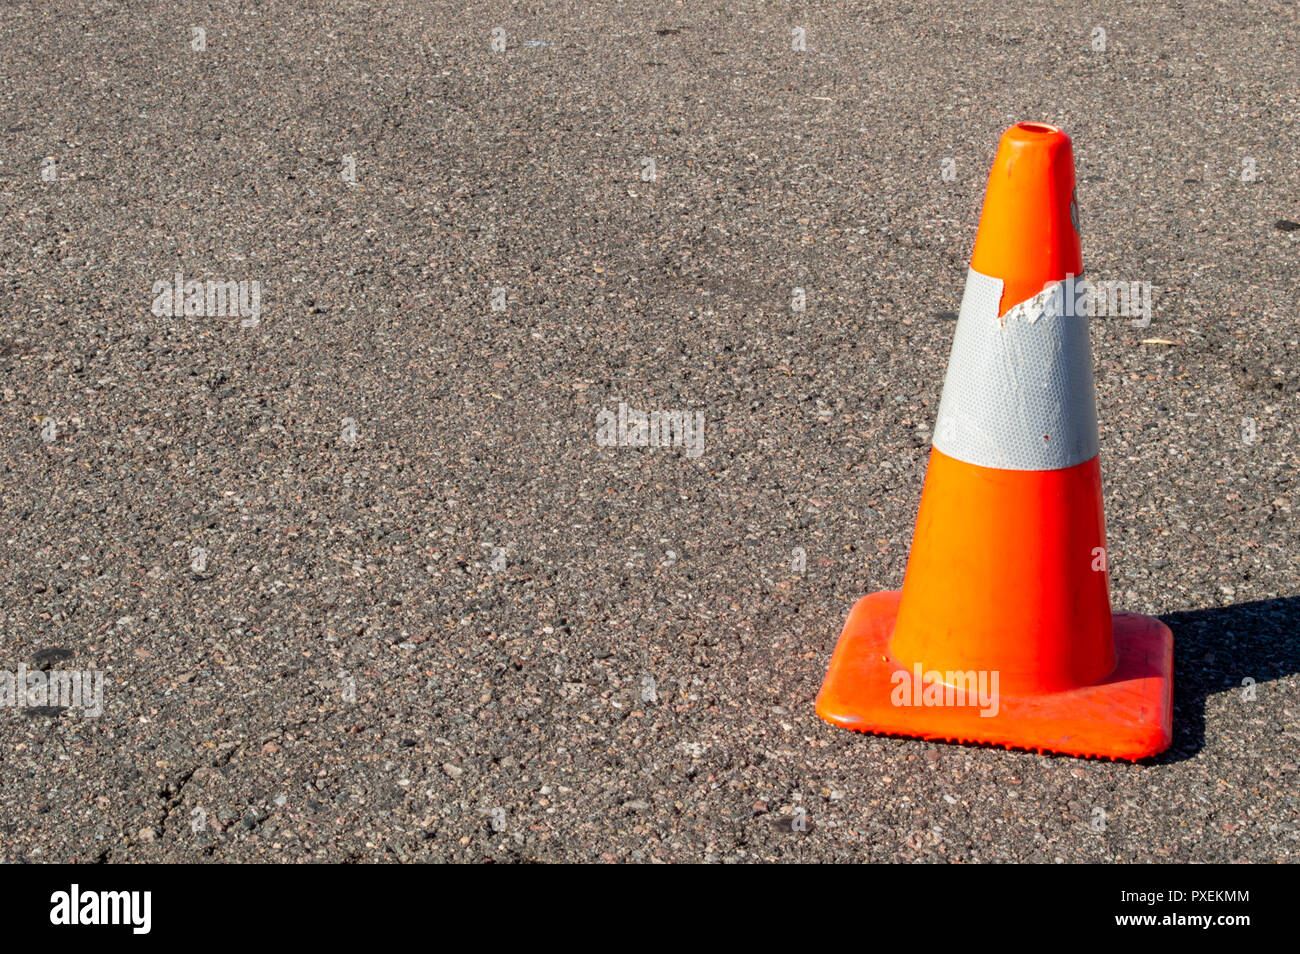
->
[815, 122, 1173, 760]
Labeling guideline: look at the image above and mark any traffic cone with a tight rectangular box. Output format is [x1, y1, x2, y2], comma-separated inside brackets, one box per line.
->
[815, 122, 1173, 760]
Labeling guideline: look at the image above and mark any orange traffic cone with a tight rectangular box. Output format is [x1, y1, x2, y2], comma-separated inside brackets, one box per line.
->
[816, 122, 1173, 760]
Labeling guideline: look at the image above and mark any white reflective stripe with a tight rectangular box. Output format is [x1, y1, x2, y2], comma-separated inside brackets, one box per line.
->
[931, 269, 1099, 471]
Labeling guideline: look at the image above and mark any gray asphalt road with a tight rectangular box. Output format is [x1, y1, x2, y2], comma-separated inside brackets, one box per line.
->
[1, 1, 1296, 863]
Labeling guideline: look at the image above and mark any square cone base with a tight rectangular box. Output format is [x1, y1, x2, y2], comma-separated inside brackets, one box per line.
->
[815, 591, 1173, 760]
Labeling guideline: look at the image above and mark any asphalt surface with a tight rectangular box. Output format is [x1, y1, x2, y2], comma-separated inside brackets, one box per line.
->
[0, 1, 1297, 863]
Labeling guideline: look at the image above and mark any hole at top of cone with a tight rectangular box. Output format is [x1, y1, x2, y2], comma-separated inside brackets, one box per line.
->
[1015, 121, 1060, 134]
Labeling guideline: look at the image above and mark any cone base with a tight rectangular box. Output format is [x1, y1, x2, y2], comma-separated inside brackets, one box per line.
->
[815, 591, 1173, 760]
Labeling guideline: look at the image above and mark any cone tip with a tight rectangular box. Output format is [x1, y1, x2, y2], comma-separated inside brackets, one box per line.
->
[972, 122, 1082, 312]
[995, 122, 1074, 163]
